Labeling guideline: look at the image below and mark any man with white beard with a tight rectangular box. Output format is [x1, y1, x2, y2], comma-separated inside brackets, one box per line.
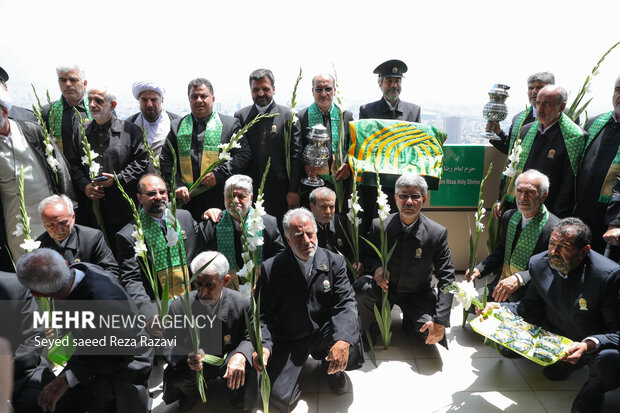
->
[66, 87, 148, 246]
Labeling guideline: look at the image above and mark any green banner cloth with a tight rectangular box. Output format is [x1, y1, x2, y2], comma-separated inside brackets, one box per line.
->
[348, 119, 446, 189]
[430, 145, 485, 207]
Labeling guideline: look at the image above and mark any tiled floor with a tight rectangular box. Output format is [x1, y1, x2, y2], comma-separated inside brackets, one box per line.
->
[150, 281, 620, 413]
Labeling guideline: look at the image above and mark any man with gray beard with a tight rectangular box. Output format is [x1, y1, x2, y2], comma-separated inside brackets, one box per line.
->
[115, 174, 204, 304]
[480, 218, 620, 412]
[256, 208, 362, 412]
[66, 87, 148, 246]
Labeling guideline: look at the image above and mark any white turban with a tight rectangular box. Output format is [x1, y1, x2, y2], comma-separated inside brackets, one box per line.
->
[0, 87, 12, 112]
[132, 80, 165, 100]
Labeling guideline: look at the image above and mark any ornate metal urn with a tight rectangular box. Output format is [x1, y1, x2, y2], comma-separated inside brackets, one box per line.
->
[482, 83, 510, 141]
[301, 124, 330, 187]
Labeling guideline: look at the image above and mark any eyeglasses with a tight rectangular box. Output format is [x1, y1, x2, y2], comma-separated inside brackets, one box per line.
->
[314, 87, 333, 93]
[397, 193, 423, 201]
[143, 189, 167, 197]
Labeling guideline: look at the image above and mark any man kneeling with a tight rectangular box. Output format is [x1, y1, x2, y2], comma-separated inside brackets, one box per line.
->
[257, 208, 363, 412]
[163, 251, 258, 411]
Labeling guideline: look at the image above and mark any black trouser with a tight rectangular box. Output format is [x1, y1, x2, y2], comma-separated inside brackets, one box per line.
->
[162, 359, 258, 410]
[353, 274, 448, 348]
[572, 348, 620, 413]
[267, 324, 363, 413]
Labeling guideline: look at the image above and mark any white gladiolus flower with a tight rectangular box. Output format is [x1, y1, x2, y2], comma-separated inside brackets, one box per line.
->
[476, 221, 484, 232]
[81, 155, 90, 166]
[47, 156, 60, 172]
[239, 282, 252, 300]
[453, 280, 479, 311]
[377, 190, 391, 221]
[219, 152, 231, 161]
[232, 141, 242, 149]
[248, 236, 264, 252]
[164, 209, 176, 226]
[20, 238, 41, 252]
[246, 259, 254, 273]
[165, 229, 179, 247]
[90, 151, 99, 160]
[46, 143, 54, 154]
[134, 238, 148, 258]
[89, 161, 100, 177]
[13, 222, 24, 237]
[475, 207, 486, 222]
[253, 199, 266, 217]
[237, 264, 249, 280]
[131, 228, 143, 242]
[503, 164, 516, 177]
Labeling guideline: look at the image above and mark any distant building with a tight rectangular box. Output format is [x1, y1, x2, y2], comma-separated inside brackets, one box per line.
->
[443, 115, 461, 144]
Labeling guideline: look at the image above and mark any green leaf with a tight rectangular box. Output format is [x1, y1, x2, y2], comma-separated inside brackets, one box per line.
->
[361, 236, 382, 258]
[197, 371, 207, 402]
[373, 304, 385, 339]
[384, 240, 398, 264]
[260, 370, 271, 413]
[364, 331, 378, 367]
[203, 353, 227, 367]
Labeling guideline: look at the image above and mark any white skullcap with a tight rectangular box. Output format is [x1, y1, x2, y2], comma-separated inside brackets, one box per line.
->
[0, 87, 12, 112]
[132, 80, 165, 100]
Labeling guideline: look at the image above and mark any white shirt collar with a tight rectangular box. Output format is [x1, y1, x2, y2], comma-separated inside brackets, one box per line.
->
[254, 101, 273, 114]
[68, 268, 86, 295]
[383, 98, 398, 111]
[538, 118, 559, 134]
[521, 214, 533, 228]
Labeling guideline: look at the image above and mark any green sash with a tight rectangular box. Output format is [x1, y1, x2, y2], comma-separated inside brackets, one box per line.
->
[506, 113, 585, 201]
[585, 111, 619, 203]
[502, 205, 549, 279]
[49, 96, 91, 153]
[177, 113, 223, 186]
[140, 209, 188, 298]
[508, 106, 532, 155]
[216, 208, 263, 275]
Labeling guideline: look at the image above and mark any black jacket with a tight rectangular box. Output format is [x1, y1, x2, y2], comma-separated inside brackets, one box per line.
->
[359, 98, 421, 122]
[36, 224, 119, 276]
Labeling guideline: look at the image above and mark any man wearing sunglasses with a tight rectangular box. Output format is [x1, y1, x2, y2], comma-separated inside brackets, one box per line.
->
[354, 173, 455, 348]
[297, 73, 354, 205]
[115, 174, 205, 305]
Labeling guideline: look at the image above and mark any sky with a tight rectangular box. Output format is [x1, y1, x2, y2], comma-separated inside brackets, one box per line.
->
[1, 0, 619, 119]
